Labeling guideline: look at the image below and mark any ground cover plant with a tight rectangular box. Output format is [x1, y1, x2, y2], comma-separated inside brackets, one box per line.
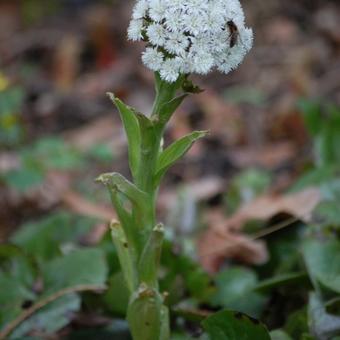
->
[0, 0, 340, 339]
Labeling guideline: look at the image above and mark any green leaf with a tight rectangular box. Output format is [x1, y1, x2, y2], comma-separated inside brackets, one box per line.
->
[0, 244, 36, 293]
[0, 245, 37, 329]
[97, 172, 149, 213]
[152, 72, 184, 120]
[202, 310, 271, 340]
[111, 222, 138, 293]
[87, 142, 115, 162]
[284, 308, 309, 340]
[211, 267, 267, 318]
[157, 93, 188, 125]
[161, 242, 214, 305]
[138, 224, 164, 287]
[27, 137, 83, 170]
[2, 166, 45, 192]
[254, 272, 308, 293]
[42, 248, 108, 295]
[107, 93, 141, 179]
[154, 130, 208, 185]
[298, 100, 321, 136]
[102, 271, 129, 316]
[0, 275, 33, 329]
[302, 239, 340, 293]
[289, 166, 336, 192]
[11, 212, 96, 261]
[67, 320, 130, 340]
[308, 293, 340, 340]
[127, 284, 162, 340]
[10, 293, 81, 339]
[270, 330, 293, 340]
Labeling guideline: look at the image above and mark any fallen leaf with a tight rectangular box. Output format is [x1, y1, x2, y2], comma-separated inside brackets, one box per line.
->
[229, 142, 296, 169]
[197, 209, 268, 273]
[197, 188, 321, 272]
[227, 187, 321, 229]
[61, 190, 115, 221]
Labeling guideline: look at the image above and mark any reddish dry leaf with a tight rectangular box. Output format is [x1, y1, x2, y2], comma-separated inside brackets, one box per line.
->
[197, 188, 321, 272]
[198, 208, 268, 273]
[158, 177, 225, 213]
[64, 115, 121, 152]
[198, 228, 268, 273]
[228, 142, 296, 169]
[62, 190, 115, 221]
[227, 187, 321, 229]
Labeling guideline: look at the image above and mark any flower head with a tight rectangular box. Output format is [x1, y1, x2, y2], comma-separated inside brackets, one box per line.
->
[128, 0, 253, 82]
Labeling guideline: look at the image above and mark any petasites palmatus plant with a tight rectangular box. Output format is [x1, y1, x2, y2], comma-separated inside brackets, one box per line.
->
[97, 0, 253, 339]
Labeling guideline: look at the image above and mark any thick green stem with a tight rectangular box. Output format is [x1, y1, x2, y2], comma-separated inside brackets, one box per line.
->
[102, 73, 185, 340]
[127, 74, 183, 340]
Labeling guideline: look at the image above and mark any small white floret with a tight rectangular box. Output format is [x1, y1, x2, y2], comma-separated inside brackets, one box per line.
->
[128, 0, 253, 82]
[142, 47, 164, 71]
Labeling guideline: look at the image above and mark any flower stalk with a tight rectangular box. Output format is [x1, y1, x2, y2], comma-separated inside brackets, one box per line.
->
[98, 1, 253, 338]
[98, 73, 204, 340]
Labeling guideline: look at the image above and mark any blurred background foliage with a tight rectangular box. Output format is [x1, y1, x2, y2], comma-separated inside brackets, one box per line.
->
[0, 0, 340, 339]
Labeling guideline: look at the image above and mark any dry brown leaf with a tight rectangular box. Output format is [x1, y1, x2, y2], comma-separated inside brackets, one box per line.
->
[197, 188, 321, 272]
[61, 190, 115, 221]
[64, 115, 121, 152]
[197, 209, 268, 273]
[228, 142, 296, 169]
[158, 177, 224, 213]
[227, 187, 321, 230]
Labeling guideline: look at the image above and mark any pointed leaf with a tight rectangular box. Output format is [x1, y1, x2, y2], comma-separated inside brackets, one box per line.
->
[157, 94, 188, 125]
[152, 72, 185, 119]
[97, 172, 149, 212]
[42, 248, 108, 295]
[107, 93, 141, 179]
[111, 222, 138, 293]
[202, 310, 271, 340]
[302, 239, 340, 293]
[138, 224, 164, 287]
[154, 131, 208, 185]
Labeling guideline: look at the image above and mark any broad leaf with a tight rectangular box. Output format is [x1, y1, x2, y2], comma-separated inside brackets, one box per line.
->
[0, 245, 37, 329]
[108, 93, 141, 179]
[157, 94, 188, 125]
[42, 248, 108, 295]
[254, 272, 308, 293]
[284, 308, 309, 340]
[0, 275, 34, 329]
[154, 130, 208, 185]
[270, 330, 293, 340]
[11, 212, 96, 261]
[102, 271, 129, 315]
[211, 267, 267, 318]
[202, 310, 271, 340]
[302, 239, 340, 293]
[308, 293, 340, 340]
[10, 294, 81, 339]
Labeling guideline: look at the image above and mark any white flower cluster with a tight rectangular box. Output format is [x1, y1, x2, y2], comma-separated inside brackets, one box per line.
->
[128, 0, 253, 83]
